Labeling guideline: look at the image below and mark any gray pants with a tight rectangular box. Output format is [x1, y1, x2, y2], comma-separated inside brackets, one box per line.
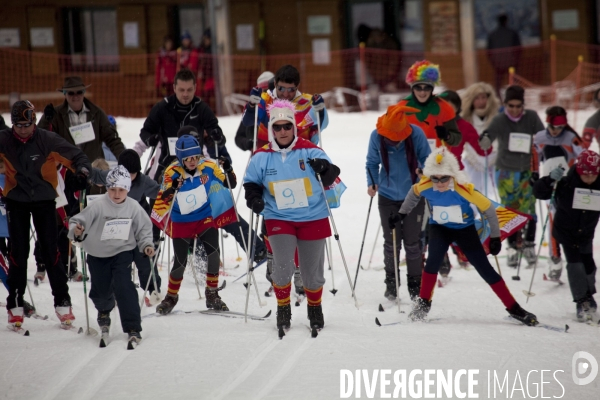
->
[378, 195, 425, 278]
[269, 234, 326, 290]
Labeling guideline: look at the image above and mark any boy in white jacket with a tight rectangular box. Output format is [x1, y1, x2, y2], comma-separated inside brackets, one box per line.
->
[68, 165, 155, 343]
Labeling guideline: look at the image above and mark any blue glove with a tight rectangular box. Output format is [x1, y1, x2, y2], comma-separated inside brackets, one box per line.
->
[312, 94, 325, 111]
[249, 87, 262, 106]
[549, 167, 565, 182]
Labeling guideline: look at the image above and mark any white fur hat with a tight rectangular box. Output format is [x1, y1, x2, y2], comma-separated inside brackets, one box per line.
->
[105, 165, 131, 192]
[422, 147, 468, 185]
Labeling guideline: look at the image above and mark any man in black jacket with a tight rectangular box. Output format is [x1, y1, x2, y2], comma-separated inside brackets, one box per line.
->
[140, 68, 224, 183]
[0, 101, 91, 328]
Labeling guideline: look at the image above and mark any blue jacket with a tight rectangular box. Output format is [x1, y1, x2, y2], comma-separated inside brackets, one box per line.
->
[365, 125, 431, 201]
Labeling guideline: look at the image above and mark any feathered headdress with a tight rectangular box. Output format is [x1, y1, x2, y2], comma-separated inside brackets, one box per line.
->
[405, 60, 441, 87]
[422, 147, 468, 185]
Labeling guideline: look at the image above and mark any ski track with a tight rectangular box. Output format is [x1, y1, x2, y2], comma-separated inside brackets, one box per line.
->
[40, 346, 101, 400]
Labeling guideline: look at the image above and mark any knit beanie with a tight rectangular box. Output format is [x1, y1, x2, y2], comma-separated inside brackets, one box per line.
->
[118, 149, 141, 174]
[175, 135, 202, 164]
[267, 99, 297, 144]
[576, 150, 600, 176]
[504, 85, 524, 103]
[406, 60, 441, 87]
[257, 71, 274, 89]
[105, 165, 131, 192]
[11, 100, 37, 125]
[376, 105, 420, 142]
[423, 147, 468, 185]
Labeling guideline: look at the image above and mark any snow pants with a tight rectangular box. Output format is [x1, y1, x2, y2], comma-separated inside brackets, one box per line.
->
[562, 241, 597, 302]
[496, 169, 537, 246]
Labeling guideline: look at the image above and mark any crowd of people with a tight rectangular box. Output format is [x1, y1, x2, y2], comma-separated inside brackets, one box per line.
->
[1, 58, 599, 345]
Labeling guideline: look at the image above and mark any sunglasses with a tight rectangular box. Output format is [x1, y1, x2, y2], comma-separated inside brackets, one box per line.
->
[277, 86, 297, 93]
[65, 90, 85, 96]
[15, 122, 33, 128]
[430, 175, 451, 183]
[548, 124, 566, 130]
[272, 123, 294, 132]
[413, 85, 433, 92]
[506, 103, 523, 109]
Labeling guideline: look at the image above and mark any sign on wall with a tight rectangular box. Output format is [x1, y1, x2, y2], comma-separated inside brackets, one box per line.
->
[552, 10, 579, 31]
[30, 27, 54, 47]
[123, 22, 139, 48]
[307, 16, 332, 35]
[429, 1, 459, 53]
[312, 39, 330, 65]
[236, 24, 254, 50]
[0, 28, 20, 47]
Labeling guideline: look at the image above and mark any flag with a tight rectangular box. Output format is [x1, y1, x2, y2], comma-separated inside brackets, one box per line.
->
[325, 177, 346, 209]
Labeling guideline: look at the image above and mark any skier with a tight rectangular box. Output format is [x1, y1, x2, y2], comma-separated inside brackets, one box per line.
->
[243, 99, 341, 334]
[391, 147, 538, 326]
[235, 71, 274, 152]
[153, 134, 236, 314]
[68, 165, 154, 344]
[533, 150, 599, 322]
[479, 85, 544, 268]
[533, 106, 584, 281]
[365, 104, 431, 301]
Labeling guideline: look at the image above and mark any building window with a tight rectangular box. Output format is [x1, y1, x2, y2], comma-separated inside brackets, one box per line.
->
[63, 8, 119, 71]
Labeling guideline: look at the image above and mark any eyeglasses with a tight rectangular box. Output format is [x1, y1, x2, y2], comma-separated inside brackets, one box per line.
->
[548, 124, 566, 130]
[65, 90, 85, 96]
[430, 175, 451, 183]
[413, 85, 433, 93]
[15, 122, 33, 128]
[277, 86, 297, 93]
[506, 103, 523, 109]
[272, 123, 294, 132]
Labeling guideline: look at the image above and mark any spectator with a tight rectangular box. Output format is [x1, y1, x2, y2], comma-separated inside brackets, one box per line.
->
[155, 36, 177, 98]
[487, 14, 521, 95]
[582, 88, 600, 149]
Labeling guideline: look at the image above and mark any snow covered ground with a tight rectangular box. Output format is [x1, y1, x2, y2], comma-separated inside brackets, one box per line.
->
[1, 108, 599, 400]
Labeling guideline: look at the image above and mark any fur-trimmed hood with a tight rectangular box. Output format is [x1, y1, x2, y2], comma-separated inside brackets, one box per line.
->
[460, 82, 500, 129]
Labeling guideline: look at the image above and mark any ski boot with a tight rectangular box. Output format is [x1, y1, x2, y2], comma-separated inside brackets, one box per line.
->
[156, 293, 178, 315]
[277, 304, 292, 331]
[406, 275, 421, 302]
[265, 253, 274, 283]
[127, 330, 142, 349]
[409, 298, 431, 322]
[254, 247, 267, 263]
[548, 256, 563, 280]
[23, 301, 36, 317]
[34, 269, 46, 282]
[307, 304, 324, 330]
[507, 303, 538, 326]
[576, 299, 591, 322]
[588, 295, 597, 314]
[97, 311, 111, 330]
[205, 287, 229, 311]
[294, 269, 305, 296]
[8, 307, 24, 327]
[384, 274, 399, 301]
[523, 241, 537, 267]
[507, 247, 519, 268]
[439, 254, 452, 277]
[145, 291, 162, 307]
[55, 300, 76, 328]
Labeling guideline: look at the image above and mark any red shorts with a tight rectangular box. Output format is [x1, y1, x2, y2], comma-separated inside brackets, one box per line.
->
[265, 218, 331, 241]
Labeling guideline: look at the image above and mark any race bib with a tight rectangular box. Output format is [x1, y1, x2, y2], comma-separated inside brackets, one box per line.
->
[168, 137, 178, 156]
[69, 122, 95, 145]
[542, 156, 567, 177]
[176, 185, 208, 215]
[86, 195, 102, 203]
[427, 139, 437, 152]
[273, 179, 309, 210]
[432, 205, 464, 224]
[101, 219, 132, 241]
[508, 133, 531, 154]
[572, 189, 600, 211]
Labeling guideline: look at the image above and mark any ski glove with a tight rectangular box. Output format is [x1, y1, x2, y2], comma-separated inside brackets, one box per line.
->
[218, 156, 232, 172]
[250, 198, 265, 214]
[209, 128, 224, 143]
[249, 87, 262, 106]
[388, 212, 406, 229]
[308, 158, 330, 174]
[529, 172, 539, 186]
[145, 134, 160, 147]
[549, 166, 565, 182]
[479, 133, 492, 151]
[489, 237, 502, 256]
[312, 94, 325, 111]
[43, 103, 55, 121]
[434, 125, 450, 142]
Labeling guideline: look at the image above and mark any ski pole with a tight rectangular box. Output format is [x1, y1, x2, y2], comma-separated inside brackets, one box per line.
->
[524, 182, 558, 302]
[315, 172, 359, 308]
[234, 153, 252, 206]
[140, 257, 158, 312]
[244, 213, 261, 321]
[494, 255, 502, 277]
[144, 144, 157, 176]
[392, 225, 401, 313]
[77, 189, 96, 336]
[484, 152, 488, 197]
[512, 237, 524, 281]
[364, 224, 381, 270]
[215, 143, 225, 272]
[353, 172, 376, 290]
[189, 236, 203, 300]
[325, 240, 337, 295]
[25, 280, 36, 311]
[67, 241, 72, 280]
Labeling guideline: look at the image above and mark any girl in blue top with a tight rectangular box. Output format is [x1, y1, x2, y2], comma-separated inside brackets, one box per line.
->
[243, 99, 340, 335]
[393, 147, 537, 326]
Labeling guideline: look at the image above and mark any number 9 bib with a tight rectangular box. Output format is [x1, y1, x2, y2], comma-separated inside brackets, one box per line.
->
[273, 179, 309, 210]
[177, 185, 208, 215]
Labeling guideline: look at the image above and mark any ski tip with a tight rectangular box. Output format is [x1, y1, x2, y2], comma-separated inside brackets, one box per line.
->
[278, 326, 285, 339]
[24, 330, 30, 336]
[127, 341, 134, 350]
[34, 278, 39, 286]
[77, 327, 84, 334]
[311, 326, 318, 338]
[437, 279, 443, 288]
[264, 310, 272, 318]
[99, 339, 106, 348]
[375, 317, 382, 327]
[378, 304, 384, 312]
[512, 276, 521, 281]
[330, 289, 338, 296]
[565, 324, 570, 333]
[295, 301, 300, 307]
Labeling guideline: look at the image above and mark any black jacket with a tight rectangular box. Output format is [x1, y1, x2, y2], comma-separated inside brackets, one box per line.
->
[139, 95, 224, 171]
[533, 166, 600, 248]
[0, 127, 91, 203]
[0, 115, 7, 131]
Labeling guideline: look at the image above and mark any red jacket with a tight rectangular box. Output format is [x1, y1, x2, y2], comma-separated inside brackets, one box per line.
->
[155, 49, 177, 89]
[450, 118, 488, 169]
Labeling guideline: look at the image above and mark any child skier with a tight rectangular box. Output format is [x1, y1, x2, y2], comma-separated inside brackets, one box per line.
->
[68, 165, 155, 344]
[391, 147, 538, 326]
[533, 150, 599, 322]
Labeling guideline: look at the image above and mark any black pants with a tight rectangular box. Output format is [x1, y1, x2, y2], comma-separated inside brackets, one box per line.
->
[34, 224, 75, 273]
[561, 241, 596, 302]
[425, 224, 501, 285]
[134, 247, 161, 293]
[171, 228, 220, 280]
[87, 250, 141, 332]
[5, 199, 70, 309]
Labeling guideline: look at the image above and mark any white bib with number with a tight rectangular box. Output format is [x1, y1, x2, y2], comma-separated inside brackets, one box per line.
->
[69, 122, 95, 145]
[427, 139, 437, 152]
[508, 133, 531, 154]
[86, 195, 102, 203]
[168, 137, 178, 156]
[542, 156, 568, 177]
[432, 205, 464, 224]
[176, 185, 208, 215]
[273, 179, 309, 210]
[101, 219, 132, 241]
[572, 189, 600, 211]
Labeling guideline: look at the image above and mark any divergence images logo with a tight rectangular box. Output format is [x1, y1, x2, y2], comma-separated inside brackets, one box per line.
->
[572, 351, 598, 386]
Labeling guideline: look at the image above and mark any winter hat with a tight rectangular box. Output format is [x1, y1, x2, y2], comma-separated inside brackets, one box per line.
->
[576, 150, 600, 176]
[175, 135, 202, 164]
[177, 125, 203, 148]
[406, 60, 441, 87]
[376, 104, 420, 142]
[267, 99, 297, 144]
[118, 149, 141, 174]
[11, 100, 37, 125]
[105, 165, 131, 192]
[181, 31, 192, 41]
[504, 85, 524, 103]
[257, 71, 274, 89]
[423, 147, 468, 185]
